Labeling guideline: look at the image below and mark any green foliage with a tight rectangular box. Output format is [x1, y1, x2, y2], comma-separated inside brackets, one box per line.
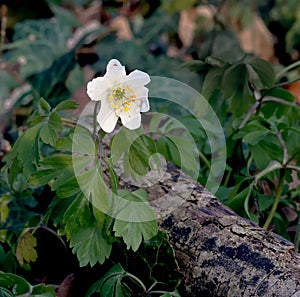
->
[70, 220, 112, 267]
[87, 231, 181, 296]
[15, 230, 38, 266]
[113, 190, 158, 252]
[186, 36, 299, 243]
[1, 0, 300, 294]
[0, 272, 55, 297]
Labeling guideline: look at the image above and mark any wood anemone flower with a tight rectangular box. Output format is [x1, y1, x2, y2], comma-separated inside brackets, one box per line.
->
[87, 59, 151, 133]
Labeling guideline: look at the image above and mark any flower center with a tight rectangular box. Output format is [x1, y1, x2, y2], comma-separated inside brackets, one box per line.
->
[108, 85, 137, 113]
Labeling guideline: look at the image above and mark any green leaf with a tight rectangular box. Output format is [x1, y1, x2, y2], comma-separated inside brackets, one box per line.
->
[55, 137, 73, 152]
[39, 111, 63, 146]
[5, 19, 72, 78]
[54, 100, 79, 111]
[0, 287, 14, 297]
[228, 183, 252, 212]
[113, 190, 158, 251]
[86, 263, 131, 297]
[111, 128, 160, 179]
[16, 231, 38, 266]
[31, 284, 56, 296]
[0, 272, 31, 295]
[258, 195, 274, 212]
[62, 194, 91, 239]
[38, 98, 51, 115]
[40, 125, 58, 147]
[0, 195, 10, 224]
[263, 87, 295, 102]
[249, 135, 282, 170]
[27, 50, 77, 107]
[222, 63, 254, 116]
[77, 165, 110, 214]
[202, 66, 227, 98]
[162, 0, 197, 13]
[49, 4, 80, 27]
[138, 231, 182, 289]
[128, 134, 158, 176]
[29, 155, 77, 190]
[247, 57, 275, 89]
[70, 221, 112, 267]
[242, 130, 270, 145]
[5, 123, 43, 180]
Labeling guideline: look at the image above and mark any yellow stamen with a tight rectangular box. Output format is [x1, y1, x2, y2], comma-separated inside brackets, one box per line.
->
[109, 84, 136, 113]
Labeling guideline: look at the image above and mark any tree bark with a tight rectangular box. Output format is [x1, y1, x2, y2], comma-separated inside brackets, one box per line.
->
[143, 165, 300, 297]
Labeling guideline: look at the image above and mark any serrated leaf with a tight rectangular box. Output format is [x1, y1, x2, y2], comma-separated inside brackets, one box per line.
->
[62, 194, 91, 239]
[5, 123, 43, 180]
[29, 155, 76, 190]
[0, 195, 10, 224]
[70, 221, 112, 267]
[16, 231, 38, 266]
[113, 190, 158, 251]
[56, 177, 81, 198]
[86, 263, 131, 297]
[77, 165, 110, 214]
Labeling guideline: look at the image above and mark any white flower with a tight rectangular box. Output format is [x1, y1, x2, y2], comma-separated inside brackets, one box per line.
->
[87, 59, 151, 133]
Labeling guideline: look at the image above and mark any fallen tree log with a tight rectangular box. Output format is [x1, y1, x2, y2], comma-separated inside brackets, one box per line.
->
[143, 165, 300, 297]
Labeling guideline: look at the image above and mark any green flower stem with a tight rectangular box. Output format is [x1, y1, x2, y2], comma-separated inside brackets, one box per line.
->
[61, 118, 93, 136]
[263, 172, 285, 229]
[199, 150, 211, 170]
[125, 272, 147, 292]
[254, 160, 282, 182]
[276, 60, 300, 81]
[93, 101, 103, 157]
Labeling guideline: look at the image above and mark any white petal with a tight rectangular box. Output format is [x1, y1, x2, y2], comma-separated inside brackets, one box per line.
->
[97, 101, 118, 133]
[105, 59, 126, 82]
[120, 110, 141, 130]
[87, 77, 110, 101]
[126, 70, 150, 87]
[135, 87, 150, 112]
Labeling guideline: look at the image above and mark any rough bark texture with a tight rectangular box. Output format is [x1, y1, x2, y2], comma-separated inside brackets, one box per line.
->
[140, 165, 300, 297]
